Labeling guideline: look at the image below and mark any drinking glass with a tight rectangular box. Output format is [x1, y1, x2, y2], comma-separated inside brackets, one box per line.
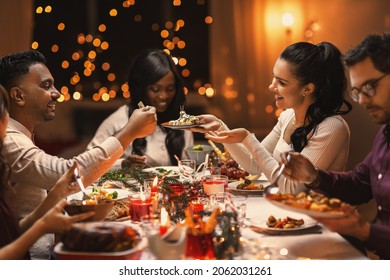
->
[128, 192, 152, 223]
[229, 196, 247, 227]
[178, 159, 196, 181]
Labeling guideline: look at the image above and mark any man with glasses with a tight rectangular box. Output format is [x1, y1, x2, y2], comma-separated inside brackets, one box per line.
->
[279, 32, 390, 259]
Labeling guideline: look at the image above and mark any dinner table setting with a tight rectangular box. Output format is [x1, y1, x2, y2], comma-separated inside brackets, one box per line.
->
[58, 143, 368, 260]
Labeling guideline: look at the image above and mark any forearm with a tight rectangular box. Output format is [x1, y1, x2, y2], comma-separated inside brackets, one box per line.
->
[224, 142, 263, 175]
[0, 220, 46, 260]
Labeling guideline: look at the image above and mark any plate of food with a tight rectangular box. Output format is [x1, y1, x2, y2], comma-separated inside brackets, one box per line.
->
[228, 179, 269, 196]
[106, 200, 131, 221]
[265, 191, 347, 219]
[161, 109, 204, 130]
[67, 185, 130, 202]
[248, 215, 317, 232]
[54, 222, 146, 260]
[143, 166, 180, 178]
[161, 122, 202, 129]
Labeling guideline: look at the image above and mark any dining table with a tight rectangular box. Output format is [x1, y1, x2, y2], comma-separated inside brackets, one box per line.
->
[64, 166, 368, 260]
[124, 171, 368, 260]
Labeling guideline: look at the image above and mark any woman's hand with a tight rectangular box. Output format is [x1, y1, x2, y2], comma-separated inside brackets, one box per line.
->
[204, 128, 250, 144]
[47, 162, 82, 202]
[190, 114, 223, 133]
[38, 200, 95, 234]
[121, 155, 147, 168]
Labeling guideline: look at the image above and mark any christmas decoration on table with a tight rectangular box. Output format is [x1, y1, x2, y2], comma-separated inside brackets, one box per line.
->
[96, 166, 203, 222]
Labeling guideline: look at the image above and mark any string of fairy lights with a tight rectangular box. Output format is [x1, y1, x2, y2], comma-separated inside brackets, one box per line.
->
[32, 0, 215, 103]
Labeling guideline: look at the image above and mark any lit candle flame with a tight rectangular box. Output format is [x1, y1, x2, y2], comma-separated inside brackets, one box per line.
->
[153, 176, 159, 187]
[160, 206, 170, 227]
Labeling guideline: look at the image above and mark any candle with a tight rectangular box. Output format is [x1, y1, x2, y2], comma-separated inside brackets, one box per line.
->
[151, 176, 159, 212]
[202, 175, 228, 195]
[129, 192, 152, 222]
[159, 207, 170, 236]
[151, 176, 159, 193]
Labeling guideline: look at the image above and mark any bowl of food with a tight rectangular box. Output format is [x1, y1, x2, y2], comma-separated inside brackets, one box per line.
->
[185, 144, 213, 166]
[65, 199, 115, 222]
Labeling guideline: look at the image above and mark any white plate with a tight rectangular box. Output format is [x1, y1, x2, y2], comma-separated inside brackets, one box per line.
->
[53, 223, 146, 260]
[228, 180, 270, 196]
[266, 199, 347, 219]
[161, 122, 202, 130]
[143, 166, 180, 177]
[248, 218, 318, 232]
[67, 186, 130, 201]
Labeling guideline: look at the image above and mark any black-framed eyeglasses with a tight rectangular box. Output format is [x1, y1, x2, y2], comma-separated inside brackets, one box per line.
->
[349, 73, 388, 102]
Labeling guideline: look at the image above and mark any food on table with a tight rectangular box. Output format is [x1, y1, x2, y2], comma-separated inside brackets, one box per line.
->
[106, 201, 130, 221]
[236, 178, 264, 190]
[208, 140, 231, 161]
[149, 167, 179, 177]
[89, 186, 118, 201]
[266, 190, 345, 214]
[192, 144, 204, 151]
[61, 222, 141, 252]
[266, 215, 304, 229]
[168, 110, 202, 126]
[217, 158, 249, 180]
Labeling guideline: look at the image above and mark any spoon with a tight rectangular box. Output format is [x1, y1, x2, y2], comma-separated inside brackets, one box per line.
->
[73, 167, 91, 200]
[264, 154, 291, 195]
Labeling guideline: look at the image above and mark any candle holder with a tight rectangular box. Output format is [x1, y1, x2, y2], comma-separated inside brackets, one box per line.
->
[202, 175, 228, 195]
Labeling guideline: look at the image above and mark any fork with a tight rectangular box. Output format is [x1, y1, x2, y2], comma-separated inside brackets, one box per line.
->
[73, 167, 91, 200]
[264, 154, 291, 195]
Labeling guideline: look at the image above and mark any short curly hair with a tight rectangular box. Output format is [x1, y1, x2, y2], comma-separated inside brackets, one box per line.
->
[343, 32, 390, 73]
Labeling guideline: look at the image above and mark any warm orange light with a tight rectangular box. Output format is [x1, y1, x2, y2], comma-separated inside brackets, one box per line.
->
[282, 12, 294, 27]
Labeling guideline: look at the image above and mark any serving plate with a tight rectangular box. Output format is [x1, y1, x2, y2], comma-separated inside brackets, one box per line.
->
[228, 180, 269, 196]
[161, 122, 202, 130]
[53, 224, 146, 260]
[143, 166, 180, 177]
[266, 198, 347, 219]
[248, 218, 317, 232]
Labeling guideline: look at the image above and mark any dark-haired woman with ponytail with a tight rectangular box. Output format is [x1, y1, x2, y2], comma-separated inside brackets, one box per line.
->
[87, 49, 194, 167]
[193, 41, 352, 194]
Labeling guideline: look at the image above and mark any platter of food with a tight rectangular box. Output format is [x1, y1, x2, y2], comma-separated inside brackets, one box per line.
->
[162, 109, 204, 129]
[106, 200, 130, 221]
[228, 179, 269, 196]
[161, 122, 202, 129]
[265, 191, 347, 219]
[248, 215, 317, 232]
[143, 166, 180, 178]
[53, 222, 146, 260]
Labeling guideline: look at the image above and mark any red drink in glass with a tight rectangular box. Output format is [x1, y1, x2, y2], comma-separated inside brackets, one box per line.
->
[185, 232, 215, 260]
[129, 197, 152, 222]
